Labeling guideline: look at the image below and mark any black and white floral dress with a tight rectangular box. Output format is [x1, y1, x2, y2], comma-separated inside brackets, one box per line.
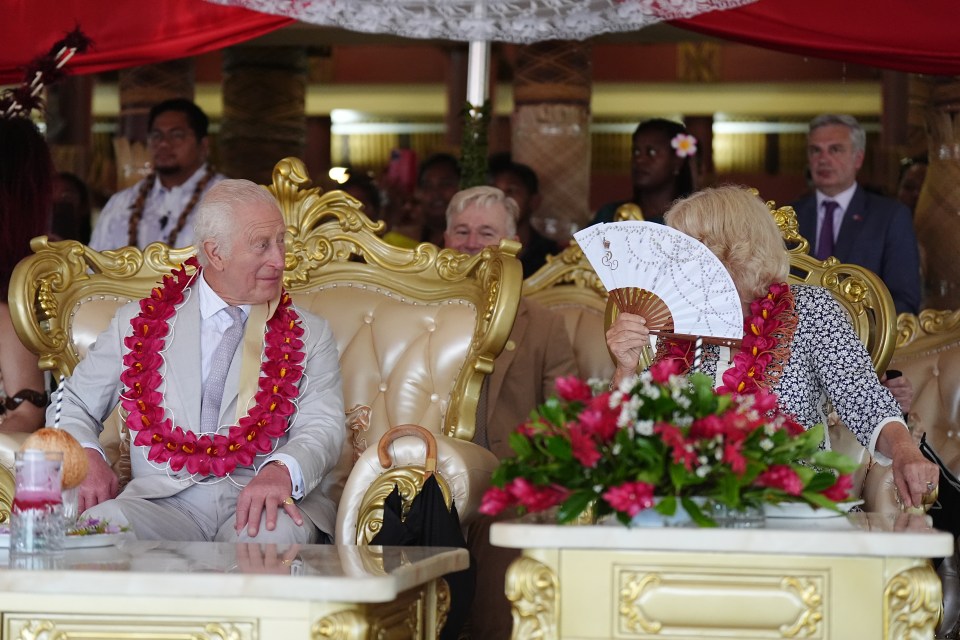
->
[688, 285, 903, 459]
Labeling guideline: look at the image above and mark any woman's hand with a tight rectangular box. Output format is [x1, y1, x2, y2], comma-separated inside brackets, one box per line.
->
[606, 313, 650, 388]
[877, 423, 939, 509]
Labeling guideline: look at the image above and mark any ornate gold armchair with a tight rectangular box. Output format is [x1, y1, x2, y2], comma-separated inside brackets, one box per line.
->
[2, 158, 520, 539]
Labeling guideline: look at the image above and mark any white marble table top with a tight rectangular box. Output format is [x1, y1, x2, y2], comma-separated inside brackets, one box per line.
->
[491, 512, 954, 558]
[0, 541, 468, 602]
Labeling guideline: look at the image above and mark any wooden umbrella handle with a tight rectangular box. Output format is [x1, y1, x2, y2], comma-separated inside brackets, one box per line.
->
[377, 424, 438, 477]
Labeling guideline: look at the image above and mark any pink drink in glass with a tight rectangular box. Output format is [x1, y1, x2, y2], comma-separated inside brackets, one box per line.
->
[11, 450, 65, 554]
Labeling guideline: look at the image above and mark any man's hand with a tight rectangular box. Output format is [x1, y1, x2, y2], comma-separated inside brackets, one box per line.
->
[881, 371, 914, 414]
[234, 543, 301, 574]
[606, 313, 650, 387]
[235, 461, 302, 537]
[77, 448, 119, 513]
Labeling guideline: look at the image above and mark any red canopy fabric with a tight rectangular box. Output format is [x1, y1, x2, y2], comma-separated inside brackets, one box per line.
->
[0, 0, 292, 84]
[3, 0, 957, 85]
[675, 0, 960, 75]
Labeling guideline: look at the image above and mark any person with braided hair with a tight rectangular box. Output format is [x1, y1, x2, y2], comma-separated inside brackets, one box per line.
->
[90, 99, 224, 251]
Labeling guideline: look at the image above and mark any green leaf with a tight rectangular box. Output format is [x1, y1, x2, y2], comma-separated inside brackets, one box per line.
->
[508, 432, 533, 457]
[804, 471, 839, 493]
[810, 450, 860, 475]
[800, 491, 842, 512]
[682, 497, 717, 527]
[557, 491, 596, 523]
[545, 435, 573, 461]
[654, 495, 678, 516]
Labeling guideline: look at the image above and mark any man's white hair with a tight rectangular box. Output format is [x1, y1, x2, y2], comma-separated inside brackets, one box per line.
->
[445, 185, 519, 237]
[193, 179, 281, 266]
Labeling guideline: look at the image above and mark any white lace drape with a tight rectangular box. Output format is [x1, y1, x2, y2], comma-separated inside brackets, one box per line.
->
[206, 0, 758, 43]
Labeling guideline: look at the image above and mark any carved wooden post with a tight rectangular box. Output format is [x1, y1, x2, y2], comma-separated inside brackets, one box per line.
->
[512, 42, 592, 244]
[116, 60, 195, 191]
[221, 46, 307, 185]
[915, 77, 960, 309]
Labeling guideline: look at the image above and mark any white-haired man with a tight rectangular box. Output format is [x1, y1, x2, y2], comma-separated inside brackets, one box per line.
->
[444, 185, 577, 639]
[54, 179, 345, 543]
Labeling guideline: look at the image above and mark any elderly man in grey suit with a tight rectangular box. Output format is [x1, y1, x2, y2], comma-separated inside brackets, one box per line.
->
[791, 114, 921, 314]
[52, 179, 345, 543]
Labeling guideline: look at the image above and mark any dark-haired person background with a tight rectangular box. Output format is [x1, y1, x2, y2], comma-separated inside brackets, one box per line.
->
[489, 160, 561, 277]
[592, 118, 697, 225]
[90, 98, 225, 251]
[0, 117, 54, 433]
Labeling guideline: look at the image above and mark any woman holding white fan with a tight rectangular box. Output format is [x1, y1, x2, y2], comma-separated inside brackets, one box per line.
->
[603, 185, 937, 509]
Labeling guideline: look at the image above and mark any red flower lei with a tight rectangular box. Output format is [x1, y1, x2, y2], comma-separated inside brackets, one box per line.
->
[119, 257, 306, 477]
[659, 283, 797, 395]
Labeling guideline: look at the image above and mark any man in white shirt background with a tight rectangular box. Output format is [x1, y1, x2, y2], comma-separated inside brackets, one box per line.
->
[90, 98, 225, 251]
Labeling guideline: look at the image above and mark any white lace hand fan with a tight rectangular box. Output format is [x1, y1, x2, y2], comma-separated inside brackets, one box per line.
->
[574, 221, 743, 346]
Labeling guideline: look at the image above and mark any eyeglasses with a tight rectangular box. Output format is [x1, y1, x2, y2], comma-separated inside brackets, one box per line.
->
[148, 128, 193, 146]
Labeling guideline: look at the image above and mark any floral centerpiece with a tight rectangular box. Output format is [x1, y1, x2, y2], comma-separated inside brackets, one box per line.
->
[480, 360, 859, 527]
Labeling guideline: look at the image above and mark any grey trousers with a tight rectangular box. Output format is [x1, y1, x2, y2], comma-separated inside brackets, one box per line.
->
[84, 481, 320, 544]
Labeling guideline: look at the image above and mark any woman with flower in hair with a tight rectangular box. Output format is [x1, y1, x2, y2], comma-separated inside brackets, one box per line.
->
[592, 118, 698, 225]
[605, 185, 938, 509]
[0, 117, 54, 434]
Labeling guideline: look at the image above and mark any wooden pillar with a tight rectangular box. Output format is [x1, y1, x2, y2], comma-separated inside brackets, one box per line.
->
[512, 41, 592, 243]
[221, 46, 307, 185]
[881, 70, 911, 190]
[914, 76, 960, 309]
[445, 47, 469, 150]
[45, 75, 93, 178]
[684, 115, 714, 187]
[116, 59, 195, 191]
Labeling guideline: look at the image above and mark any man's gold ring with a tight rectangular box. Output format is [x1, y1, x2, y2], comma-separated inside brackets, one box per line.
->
[927, 481, 936, 491]
[282, 496, 295, 506]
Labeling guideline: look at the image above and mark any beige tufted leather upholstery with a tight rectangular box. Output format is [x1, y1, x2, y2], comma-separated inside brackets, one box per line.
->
[893, 310, 960, 475]
[1, 158, 521, 538]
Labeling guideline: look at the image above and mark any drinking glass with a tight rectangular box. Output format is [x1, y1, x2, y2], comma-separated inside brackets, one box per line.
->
[10, 450, 65, 553]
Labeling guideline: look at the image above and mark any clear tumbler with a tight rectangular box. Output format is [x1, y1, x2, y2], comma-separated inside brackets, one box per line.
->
[10, 449, 65, 554]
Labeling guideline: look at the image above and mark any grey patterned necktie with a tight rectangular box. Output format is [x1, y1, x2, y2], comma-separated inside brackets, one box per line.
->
[200, 306, 245, 433]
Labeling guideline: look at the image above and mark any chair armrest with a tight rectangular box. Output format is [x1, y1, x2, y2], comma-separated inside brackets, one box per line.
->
[335, 431, 500, 545]
[828, 416, 902, 514]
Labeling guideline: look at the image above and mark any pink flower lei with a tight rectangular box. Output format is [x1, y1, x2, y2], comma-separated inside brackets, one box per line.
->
[120, 257, 305, 477]
[660, 282, 797, 395]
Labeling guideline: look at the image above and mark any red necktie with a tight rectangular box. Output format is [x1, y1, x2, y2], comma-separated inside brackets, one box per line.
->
[815, 200, 839, 260]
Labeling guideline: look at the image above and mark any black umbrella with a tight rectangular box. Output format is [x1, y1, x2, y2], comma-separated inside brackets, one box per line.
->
[370, 425, 474, 640]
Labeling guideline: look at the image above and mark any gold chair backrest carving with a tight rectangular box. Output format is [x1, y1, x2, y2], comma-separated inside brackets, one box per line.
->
[769, 200, 896, 375]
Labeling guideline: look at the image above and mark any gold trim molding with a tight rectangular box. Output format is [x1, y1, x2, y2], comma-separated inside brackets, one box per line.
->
[884, 565, 942, 639]
[506, 556, 559, 640]
[6, 617, 255, 640]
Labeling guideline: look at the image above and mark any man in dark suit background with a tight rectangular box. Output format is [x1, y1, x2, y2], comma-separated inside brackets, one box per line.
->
[792, 114, 921, 314]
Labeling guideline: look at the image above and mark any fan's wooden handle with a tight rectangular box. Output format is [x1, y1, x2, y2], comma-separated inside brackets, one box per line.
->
[377, 424, 438, 477]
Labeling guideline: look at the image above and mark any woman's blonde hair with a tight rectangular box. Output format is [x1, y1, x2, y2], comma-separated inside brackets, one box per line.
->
[664, 185, 789, 302]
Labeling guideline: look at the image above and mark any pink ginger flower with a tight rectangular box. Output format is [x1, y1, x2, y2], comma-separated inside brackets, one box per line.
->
[602, 481, 655, 517]
[755, 464, 804, 496]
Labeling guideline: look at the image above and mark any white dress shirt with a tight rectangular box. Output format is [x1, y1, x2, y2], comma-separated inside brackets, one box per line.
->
[90, 165, 224, 251]
[197, 275, 305, 498]
[814, 183, 857, 248]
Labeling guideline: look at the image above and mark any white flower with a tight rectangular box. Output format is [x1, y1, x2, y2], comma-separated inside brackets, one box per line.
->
[635, 419, 654, 436]
[696, 465, 711, 478]
[759, 438, 774, 451]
